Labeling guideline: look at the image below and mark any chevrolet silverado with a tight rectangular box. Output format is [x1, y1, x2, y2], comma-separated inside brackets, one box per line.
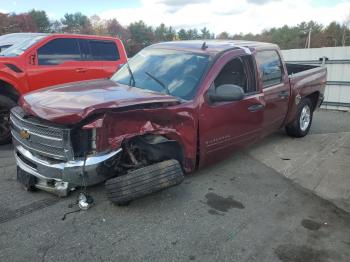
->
[10, 40, 326, 204]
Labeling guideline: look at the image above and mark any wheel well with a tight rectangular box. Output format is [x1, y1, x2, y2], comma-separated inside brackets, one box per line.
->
[305, 91, 320, 111]
[123, 134, 184, 167]
[0, 80, 20, 102]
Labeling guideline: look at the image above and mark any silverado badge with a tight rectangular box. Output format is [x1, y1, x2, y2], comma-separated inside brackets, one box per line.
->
[20, 129, 30, 140]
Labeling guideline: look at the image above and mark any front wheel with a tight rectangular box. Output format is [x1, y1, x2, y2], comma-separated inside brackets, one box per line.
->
[285, 98, 313, 138]
[0, 95, 16, 145]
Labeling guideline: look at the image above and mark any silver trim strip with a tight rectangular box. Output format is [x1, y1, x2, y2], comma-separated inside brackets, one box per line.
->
[16, 144, 122, 170]
[12, 131, 65, 160]
[10, 108, 64, 134]
[15, 151, 58, 181]
[11, 116, 62, 141]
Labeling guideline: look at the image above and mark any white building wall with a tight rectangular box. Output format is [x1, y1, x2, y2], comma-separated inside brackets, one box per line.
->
[281, 46, 350, 111]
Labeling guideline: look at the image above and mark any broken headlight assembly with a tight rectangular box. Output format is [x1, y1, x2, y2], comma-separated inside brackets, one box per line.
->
[71, 117, 108, 157]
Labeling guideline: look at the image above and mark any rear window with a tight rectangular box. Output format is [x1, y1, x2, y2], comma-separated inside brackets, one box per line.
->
[38, 38, 81, 65]
[89, 40, 119, 61]
[255, 50, 283, 87]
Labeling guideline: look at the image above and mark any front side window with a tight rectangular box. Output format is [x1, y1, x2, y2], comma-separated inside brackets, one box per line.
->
[111, 48, 210, 100]
[89, 40, 119, 61]
[255, 50, 283, 87]
[37, 38, 81, 65]
[214, 55, 257, 94]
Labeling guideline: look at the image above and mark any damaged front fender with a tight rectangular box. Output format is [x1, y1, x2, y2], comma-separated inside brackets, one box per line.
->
[97, 106, 198, 172]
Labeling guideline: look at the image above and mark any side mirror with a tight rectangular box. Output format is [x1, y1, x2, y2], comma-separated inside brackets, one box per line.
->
[208, 84, 244, 103]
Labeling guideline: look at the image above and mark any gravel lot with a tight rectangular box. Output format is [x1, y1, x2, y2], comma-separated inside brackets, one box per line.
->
[0, 110, 350, 262]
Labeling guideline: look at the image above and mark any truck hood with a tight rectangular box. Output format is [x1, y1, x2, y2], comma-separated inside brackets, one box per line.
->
[20, 79, 180, 125]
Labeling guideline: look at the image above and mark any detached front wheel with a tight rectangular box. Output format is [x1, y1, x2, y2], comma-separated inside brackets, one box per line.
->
[105, 159, 184, 205]
[285, 98, 313, 137]
[0, 95, 16, 145]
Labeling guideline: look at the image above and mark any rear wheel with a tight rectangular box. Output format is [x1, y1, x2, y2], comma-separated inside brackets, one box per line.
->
[0, 95, 16, 145]
[285, 98, 313, 137]
[105, 159, 184, 205]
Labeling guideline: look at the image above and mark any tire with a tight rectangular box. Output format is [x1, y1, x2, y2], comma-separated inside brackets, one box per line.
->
[105, 159, 184, 205]
[0, 95, 16, 145]
[285, 98, 313, 138]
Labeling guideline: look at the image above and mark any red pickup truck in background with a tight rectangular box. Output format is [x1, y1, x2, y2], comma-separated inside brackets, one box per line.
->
[0, 33, 127, 144]
[11, 40, 326, 204]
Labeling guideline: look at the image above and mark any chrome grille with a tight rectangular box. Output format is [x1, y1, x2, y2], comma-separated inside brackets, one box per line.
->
[10, 107, 73, 161]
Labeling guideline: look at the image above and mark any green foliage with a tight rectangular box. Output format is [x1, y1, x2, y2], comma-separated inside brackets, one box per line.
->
[217, 32, 229, 39]
[155, 23, 176, 42]
[61, 12, 93, 34]
[177, 28, 208, 40]
[230, 20, 350, 49]
[200, 27, 211, 39]
[28, 9, 50, 32]
[0, 9, 350, 56]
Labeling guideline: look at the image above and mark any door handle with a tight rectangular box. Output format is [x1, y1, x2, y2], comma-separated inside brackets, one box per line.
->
[248, 104, 265, 112]
[75, 68, 88, 73]
[278, 91, 289, 99]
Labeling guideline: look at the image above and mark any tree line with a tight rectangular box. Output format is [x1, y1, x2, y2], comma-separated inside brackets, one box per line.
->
[0, 9, 349, 56]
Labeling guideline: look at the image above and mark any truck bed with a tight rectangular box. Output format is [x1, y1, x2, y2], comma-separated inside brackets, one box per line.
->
[286, 63, 320, 75]
[285, 63, 327, 125]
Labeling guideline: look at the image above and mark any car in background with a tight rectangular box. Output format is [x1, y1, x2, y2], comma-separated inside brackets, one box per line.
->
[0, 33, 127, 144]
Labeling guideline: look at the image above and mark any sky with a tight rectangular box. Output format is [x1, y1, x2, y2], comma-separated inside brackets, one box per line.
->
[0, 0, 350, 34]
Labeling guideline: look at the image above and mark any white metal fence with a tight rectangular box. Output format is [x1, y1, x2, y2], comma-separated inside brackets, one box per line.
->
[281, 46, 350, 111]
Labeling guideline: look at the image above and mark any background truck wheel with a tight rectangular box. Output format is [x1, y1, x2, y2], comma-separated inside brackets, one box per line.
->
[105, 159, 184, 205]
[285, 98, 313, 138]
[0, 95, 16, 145]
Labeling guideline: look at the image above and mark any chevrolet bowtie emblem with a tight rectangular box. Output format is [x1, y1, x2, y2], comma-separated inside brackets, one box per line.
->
[20, 129, 30, 140]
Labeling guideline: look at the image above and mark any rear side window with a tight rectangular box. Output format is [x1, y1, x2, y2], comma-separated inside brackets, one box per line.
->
[38, 38, 81, 65]
[89, 40, 120, 61]
[255, 50, 283, 87]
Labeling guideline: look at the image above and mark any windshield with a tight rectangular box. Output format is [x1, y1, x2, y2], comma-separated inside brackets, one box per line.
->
[0, 34, 47, 57]
[111, 48, 210, 100]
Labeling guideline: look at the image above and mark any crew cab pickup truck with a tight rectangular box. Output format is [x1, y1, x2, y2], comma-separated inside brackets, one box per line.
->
[0, 33, 127, 144]
[10, 40, 326, 204]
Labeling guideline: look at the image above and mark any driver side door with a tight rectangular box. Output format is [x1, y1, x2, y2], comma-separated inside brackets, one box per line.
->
[199, 52, 264, 167]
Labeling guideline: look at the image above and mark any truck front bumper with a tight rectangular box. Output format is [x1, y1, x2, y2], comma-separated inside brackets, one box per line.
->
[14, 144, 122, 197]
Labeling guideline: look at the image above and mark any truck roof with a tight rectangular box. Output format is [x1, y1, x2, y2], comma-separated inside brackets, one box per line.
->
[150, 40, 278, 55]
[0, 33, 48, 45]
[0, 32, 120, 41]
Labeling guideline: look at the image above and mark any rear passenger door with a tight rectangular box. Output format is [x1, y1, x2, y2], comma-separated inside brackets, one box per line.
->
[77, 39, 105, 80]
[89, 40, 121, 76]
[255, 50, 290, 136]
[27, 38, 95, 91]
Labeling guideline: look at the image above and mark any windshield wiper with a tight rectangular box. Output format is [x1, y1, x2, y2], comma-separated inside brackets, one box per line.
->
[145, 71, 170, 95]
[126, 63, 135, 87]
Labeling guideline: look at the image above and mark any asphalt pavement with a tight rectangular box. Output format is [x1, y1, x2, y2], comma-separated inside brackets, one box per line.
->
[0, 109, 349, 262]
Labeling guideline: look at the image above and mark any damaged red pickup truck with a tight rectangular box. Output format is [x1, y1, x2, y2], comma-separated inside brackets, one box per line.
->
[10, 40, 326, 204]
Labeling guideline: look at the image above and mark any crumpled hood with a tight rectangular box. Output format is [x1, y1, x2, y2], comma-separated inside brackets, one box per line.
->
[20, 79, 180, 125]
